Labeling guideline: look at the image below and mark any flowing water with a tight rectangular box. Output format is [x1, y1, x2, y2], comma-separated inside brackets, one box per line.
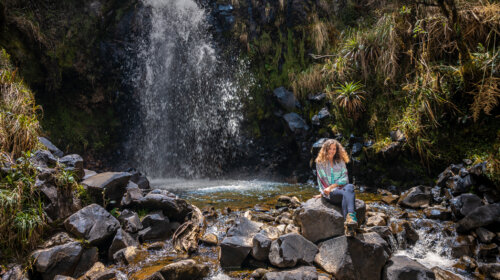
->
[109, 180, 471, 279]
[125, 0, 251, 178]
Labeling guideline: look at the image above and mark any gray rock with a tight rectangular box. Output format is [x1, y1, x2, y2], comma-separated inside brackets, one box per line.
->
[118, 209, 143, 233]
[431, 267, 462, 280]
[457, 203, 500, 233]
[72, 247, 98, 278]
[30, 150, 58, 167]
[423, 206, 452, 220]
[219, 236, 253, 268]
[113, 246, 141, 265]
[450, 194, 483, 219]
[314, 233, 389, 280]
[138, 211, 171, 242]
[120, 182, 143, 207]
[274, 87, 299, 111]
[383, 255, 435, 280]
[59, 154, 84, 180]
[83, 169, 97, 180]
[263, 266, 318, 280]
[445, 235, 475, 258]
[478, 263, 500, 280]
[475, 227, 495, 243]
[478, 243, 498, 260]
[82, 172, 131, 207]
[389, 220, 419, 249]
[390, 130, 405, 142]
[158, 259, 209, 280]
[64, 204, 120, 245]
[252, 233, 272, 261]
[108, 228, 139, 260]
[283, 113, 309, 133]
[140, 191, 191, 221]
[1, 264, 28, 280]
[227, 217, 262, 238]
[295, 197, 366, 243]
[312, 107, 330, 126]
[398, 186, 431, 208]
[31, 242, 97, 280]
[446, 175, 474, 195]
[38, 137, 64, 157]
[129, 170, 150, 189]
[269, 233, 318, 268]
[40, 183, 79, 221]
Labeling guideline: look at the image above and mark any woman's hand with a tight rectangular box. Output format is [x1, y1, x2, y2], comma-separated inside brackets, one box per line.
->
[323, 184, 338, 196]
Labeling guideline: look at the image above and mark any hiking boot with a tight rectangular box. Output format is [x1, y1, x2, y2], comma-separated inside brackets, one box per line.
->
[344, 212, 358, 237]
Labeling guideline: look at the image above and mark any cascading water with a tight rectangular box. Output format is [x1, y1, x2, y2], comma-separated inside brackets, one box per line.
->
[124, 0, 250, 178]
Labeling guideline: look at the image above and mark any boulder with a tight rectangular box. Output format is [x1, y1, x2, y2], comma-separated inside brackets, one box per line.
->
[478, 243, 498, 260]
[252, 233, 272, 261]
[283, 113, 309, 133]
[269, 233, 318, 268]
[38, 137, 64, 157]
[30, 150, 58, 167]
[129, 169, 150, 189]
[390, 129, 405, 142]
[450, 194, 483, 219]
[158, 259, 209, 280]
[200, 233, 218, 245]
[227, 217, 263, 237]
[308, 92, 326, 102]
[274, 87, 299, 111]
[112, 246, 142, 265]
[295, 197, 366, 243]
[389, 220, 419, 249]
[64, 204, 120, 246]
[263, 266, 318, 280]
[445, 235, 475, 258]
[1, 264, 28, 280]
[83, 169, 97, 180]
[219, 236, 253, 268]
[314, 233, 389, 280]
[366, 212, 387, 226]
[446, 175, 474, 195]
[457, 203, 500, 233]
[138, 211, 171, 242]
[118, 209, 143, 233]
[120, 182, 144, 207]
[478, 263, 500, 280]
[475, 227, 495, 243]
[383, 255, 435, 280]
[73, 247, 99, 277]
[423, 206, 452, 220]
[40, 183, 79, 221]
[108, 228, 139, 260]
[312, 107, 330, 126]
[82, 172, 131, 207]
[431, 267, 462, 280]
[140, 190, 191, 221]
[59, 154, 84, 180]
[398, 186, 431, 208]
[31, 242, 97, 280]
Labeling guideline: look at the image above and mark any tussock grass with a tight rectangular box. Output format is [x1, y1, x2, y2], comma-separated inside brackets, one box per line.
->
[0, 49, 42, 159]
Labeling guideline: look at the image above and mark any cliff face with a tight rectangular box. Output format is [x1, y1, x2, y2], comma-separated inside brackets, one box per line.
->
[0, 0, 141, 168]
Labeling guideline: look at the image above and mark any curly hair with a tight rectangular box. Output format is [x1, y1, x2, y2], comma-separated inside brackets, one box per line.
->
[315, 139, 350, 164]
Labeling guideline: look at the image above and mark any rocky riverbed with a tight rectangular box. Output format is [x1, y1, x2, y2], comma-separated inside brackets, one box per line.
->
[1, 139, 499, 280]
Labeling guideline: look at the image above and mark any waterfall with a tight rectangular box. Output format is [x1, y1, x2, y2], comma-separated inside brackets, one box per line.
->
[124, 0, 250, 178]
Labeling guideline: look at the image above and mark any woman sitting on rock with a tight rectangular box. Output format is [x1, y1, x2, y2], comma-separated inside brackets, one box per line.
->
[314, 139, 358, 236]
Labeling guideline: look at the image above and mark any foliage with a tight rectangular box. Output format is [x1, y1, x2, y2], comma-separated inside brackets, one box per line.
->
[0, 153, 45, 258]
[0, 49, 42, 159]
[327, 81, 366, 119]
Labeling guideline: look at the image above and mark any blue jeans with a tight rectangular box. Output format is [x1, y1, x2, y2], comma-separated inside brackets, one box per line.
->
[324, 184, 355, 219]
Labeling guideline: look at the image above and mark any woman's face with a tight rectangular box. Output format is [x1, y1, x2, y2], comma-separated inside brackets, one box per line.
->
[327, 143, 337, 160]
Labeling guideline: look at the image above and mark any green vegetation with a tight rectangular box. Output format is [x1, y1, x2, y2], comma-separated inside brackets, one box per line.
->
[240, 0, 499, 183]
[0, 48, 84, 263]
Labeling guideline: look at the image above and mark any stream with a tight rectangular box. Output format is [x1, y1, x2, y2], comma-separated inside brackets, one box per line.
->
[109, 179, 473, 280]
